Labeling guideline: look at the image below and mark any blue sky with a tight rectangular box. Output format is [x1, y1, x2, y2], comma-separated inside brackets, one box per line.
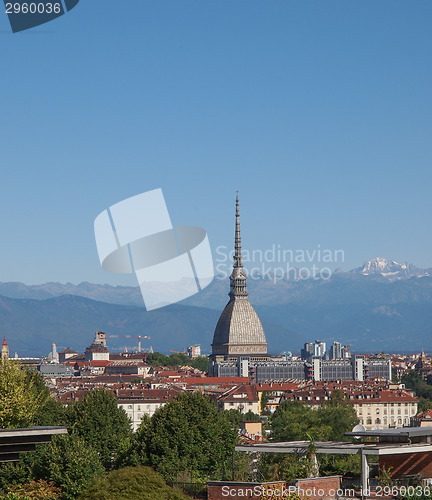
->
[1, 0, 432, 285]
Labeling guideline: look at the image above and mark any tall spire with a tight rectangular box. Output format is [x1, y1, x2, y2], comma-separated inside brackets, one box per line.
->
[234, 192, 242, 269]
[229, 193, 248, 299]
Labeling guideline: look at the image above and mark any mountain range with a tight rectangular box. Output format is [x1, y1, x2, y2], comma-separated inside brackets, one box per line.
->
[1, 258, 432, 356]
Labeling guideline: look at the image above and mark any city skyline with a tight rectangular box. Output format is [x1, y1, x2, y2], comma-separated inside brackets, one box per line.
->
[2, 3, 432, 498]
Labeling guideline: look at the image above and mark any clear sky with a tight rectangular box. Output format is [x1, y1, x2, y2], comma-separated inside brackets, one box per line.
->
[1, 0, 432, 285]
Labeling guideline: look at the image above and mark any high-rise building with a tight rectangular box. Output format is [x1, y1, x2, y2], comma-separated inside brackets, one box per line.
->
[330, 341, 342, 359]
[313, 340, 326, 358]
[302, 340, 326, 359]
[301, 342, 314, 360]
[342, 345, 351, 359]
[187, 344, 201, 358]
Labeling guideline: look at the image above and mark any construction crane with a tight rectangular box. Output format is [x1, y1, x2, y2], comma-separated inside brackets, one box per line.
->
[169, 349, 186, 355]
[108, 335, 151, 353]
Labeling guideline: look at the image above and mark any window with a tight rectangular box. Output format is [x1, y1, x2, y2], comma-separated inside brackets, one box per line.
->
[367, 418, 372, 425]
[376, 418, 381, 424]
[128, 405, 132, 410]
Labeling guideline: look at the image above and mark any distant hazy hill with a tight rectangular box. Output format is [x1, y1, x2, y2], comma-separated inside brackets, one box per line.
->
[2, 257, 432, 355]
[0, 294, 218, 356]
[0, 281, 144, 306]
[0, 294, 303, 357]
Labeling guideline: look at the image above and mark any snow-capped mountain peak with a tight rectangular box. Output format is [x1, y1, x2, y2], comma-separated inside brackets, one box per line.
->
[351, 257, 429, 280]
[362, 257, 399, 273]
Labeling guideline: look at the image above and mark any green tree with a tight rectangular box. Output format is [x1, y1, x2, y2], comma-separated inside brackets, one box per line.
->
[243, 410, 260, 421]
[261, 391, 269, 412]
[33, 435, 105, 500]
[259, 453, 305, 482]
[271, 393, 358, 443]
[188, 356, 209, 372]
[128, 392, 236, 481]
[224, 409, 243, 429]
[271, 401, 331, 442]
[146, 352, 189, 366]
[418, 398, 432, 412]
[66, 388, 132, 469]
[402, 371, 432, 401]
[78, 466, 189, 500]
[320, 390, 359, 441]
[146, 352, 209, 372]
[224, 409, 260, 430]
[115, 415, 151, 469]
[0, 360, 46, 428]
[319, 454, 360, 477]
[34, 397, 67, 427]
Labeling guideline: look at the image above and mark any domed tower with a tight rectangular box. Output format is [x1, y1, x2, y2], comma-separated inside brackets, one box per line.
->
[211, 194, 267, 357]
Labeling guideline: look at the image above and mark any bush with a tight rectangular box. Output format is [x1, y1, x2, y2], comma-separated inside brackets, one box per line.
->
[4, 479, 61, 499]
[78, 466, 189, 500]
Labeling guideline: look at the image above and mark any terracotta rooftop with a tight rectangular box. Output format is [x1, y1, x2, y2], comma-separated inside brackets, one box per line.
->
[218, 384, 259, 403]
[414, 409, 432, 419]
[59, 348, 77, 354]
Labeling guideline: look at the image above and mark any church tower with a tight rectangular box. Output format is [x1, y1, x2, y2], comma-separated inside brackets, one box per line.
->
[1, 337, 9, 361]
[211, 194, 267, 357]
